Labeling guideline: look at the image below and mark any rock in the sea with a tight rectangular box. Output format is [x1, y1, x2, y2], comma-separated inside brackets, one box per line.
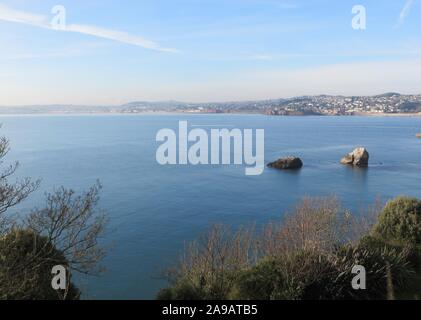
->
[416, 133, 421, 139]
[341, 148, 369, 167]
[268, 156, 303, 170]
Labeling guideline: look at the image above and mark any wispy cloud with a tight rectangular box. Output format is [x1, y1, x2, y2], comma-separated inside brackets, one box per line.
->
[64, 25, 178, 53]
[396, 0, 414, 28]
[0, 4, 178, 53]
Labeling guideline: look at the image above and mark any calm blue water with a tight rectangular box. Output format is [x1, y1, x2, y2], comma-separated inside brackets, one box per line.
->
[1, 114, 421, 299]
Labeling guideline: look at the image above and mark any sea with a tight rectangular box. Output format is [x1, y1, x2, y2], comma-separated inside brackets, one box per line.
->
[1, 114, 421, 299]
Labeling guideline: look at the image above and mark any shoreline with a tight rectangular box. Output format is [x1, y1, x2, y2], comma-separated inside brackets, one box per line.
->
[1, 112, 421, 117]
[353, 112, 421, 117]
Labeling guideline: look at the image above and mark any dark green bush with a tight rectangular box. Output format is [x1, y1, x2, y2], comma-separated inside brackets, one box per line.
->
[0, 229, 80, 300]
[157, 272, 247, 300]
[374, 197, 421, 245]
[157, 281, 206, 300]
[156, 272, 239, 300]
[229, 244, 415, 300]
[359, 235, 421, 271]
[229, 251, 344, 300]
[332, 242, 415, 300]
[228, 258, 291, 300]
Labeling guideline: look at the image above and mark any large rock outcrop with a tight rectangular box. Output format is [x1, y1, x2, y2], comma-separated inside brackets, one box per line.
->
[341, 148, 369, 167]
[268, 156, 303, 170]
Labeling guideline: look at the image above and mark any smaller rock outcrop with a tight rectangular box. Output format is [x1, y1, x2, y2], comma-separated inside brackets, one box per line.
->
[416, 133, 421, 139]
[268, 156, 303, 170]
[341, 148, 369, 167]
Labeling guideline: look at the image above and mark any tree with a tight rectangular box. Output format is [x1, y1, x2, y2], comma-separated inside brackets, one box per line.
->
[0, 136, 39, 234]
[26, 183, 107, 276]
[0, 132, 107, 299]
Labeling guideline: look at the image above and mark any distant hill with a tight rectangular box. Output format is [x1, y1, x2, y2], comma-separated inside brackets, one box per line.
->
[374, 92, 401, 98]
[0, 93, 420, 115]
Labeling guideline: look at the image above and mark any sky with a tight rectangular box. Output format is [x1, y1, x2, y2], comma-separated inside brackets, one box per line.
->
[0, 0, 420, 105]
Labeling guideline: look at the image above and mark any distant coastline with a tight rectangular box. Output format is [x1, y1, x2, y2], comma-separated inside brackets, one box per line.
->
[1, 111, 421, 117]
[354, 112, 421, 117]
[1, 93, 421, 116]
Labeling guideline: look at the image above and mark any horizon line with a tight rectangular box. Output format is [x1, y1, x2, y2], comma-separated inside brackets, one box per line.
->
[0, 92, 420, 108]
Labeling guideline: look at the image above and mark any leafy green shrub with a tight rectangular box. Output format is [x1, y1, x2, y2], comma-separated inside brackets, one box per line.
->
[0, 229, 80, 300]
[333, 242, 414, 300]
[229, 244, 415, 300]
[360, 235, 421, 270]
[157, 280, 206, 300]
[157, 271, 244, 300]
[228, 258, 292, 300]
[374, 197, 421, 245]
[229, 251, 344, 300]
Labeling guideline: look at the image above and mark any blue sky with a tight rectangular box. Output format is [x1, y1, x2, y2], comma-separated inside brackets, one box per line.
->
[0, 0, 420, 105]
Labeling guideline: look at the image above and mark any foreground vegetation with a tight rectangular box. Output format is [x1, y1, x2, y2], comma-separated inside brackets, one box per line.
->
[158, 197, 421, 300]
[0, 135, 107, 300]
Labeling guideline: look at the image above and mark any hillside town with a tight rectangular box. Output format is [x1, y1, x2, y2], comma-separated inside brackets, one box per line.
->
[118, 93, 421, 115]
[1, 93, 421, 116]
[264, 93, 421, 116]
